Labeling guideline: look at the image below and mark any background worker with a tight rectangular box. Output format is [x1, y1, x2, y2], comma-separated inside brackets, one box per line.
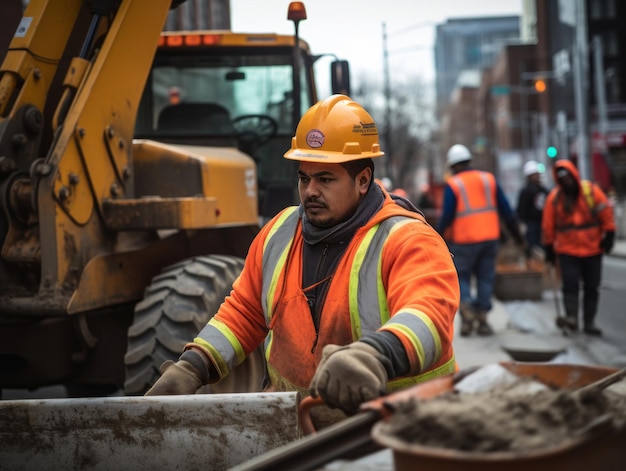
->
[167, 86, 181, 104]
[542, 159, 615, 336]
[146, 95, 459, 425]
[516, 160, 549, 259]
[437, 144, 523, 337]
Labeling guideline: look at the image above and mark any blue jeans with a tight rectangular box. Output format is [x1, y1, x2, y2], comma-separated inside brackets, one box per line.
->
[448, 240, 498, 312]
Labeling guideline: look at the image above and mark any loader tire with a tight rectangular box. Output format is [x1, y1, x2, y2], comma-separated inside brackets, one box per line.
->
[123, 255, 266, 395]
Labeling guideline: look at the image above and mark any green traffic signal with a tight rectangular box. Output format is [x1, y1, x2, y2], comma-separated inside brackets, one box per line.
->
[546, 146, 558, 158]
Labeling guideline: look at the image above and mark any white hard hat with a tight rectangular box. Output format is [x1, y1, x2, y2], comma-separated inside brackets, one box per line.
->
[523, 160, 541, 176]
[446, 144, 472, 166]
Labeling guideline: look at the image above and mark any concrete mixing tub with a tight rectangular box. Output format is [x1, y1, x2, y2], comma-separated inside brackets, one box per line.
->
[0, 392, 302, 470]
[371, 363, 625, 471]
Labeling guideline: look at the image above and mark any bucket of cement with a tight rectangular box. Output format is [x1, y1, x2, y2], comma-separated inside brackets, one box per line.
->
[371, 363, 626, 471]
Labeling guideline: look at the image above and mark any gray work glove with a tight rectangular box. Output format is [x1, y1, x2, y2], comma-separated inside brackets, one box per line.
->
[309, 342, 388, 415]
[145, 350, 209, 396]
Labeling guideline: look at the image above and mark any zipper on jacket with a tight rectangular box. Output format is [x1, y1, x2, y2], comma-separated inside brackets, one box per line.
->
[311, 332, 319, 354]
[306, 244, 328, 327]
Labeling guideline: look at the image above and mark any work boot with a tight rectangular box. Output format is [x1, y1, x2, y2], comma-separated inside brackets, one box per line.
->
[561, 295, 579, 331]
[584, 324, 602, 336]
[475, 311, 494, 336]
[459, 303, 476, 337]
[583, 299, 600, 336]
[556, 316, 578, 331]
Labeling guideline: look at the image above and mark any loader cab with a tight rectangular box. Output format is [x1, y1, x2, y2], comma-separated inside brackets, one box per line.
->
[135, 32, 318, 221]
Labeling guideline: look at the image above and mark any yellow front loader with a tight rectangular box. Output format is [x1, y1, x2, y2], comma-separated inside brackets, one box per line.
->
[0, 0, 350, 396]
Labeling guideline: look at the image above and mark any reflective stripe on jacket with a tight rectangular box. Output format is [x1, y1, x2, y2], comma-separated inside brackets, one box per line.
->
[542, 159, 616, 257]
[447, 170, 499, 244]
[191, 194, 459, 396]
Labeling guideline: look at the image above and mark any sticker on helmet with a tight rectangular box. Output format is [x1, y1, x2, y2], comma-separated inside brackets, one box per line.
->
[306, 129, 324, 148]
[353, 122, 378, 135]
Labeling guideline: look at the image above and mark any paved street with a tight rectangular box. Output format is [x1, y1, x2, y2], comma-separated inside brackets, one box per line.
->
[454, 240, 626, 371]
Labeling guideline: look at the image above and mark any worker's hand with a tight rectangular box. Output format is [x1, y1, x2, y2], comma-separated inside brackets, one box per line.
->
[145, 350, 209, 395]
[544, 244, 555, 265]
[309, 342, 388, 415]
[601, 231, 615, 254]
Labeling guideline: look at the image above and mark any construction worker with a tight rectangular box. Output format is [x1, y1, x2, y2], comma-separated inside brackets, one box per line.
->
[437, 144, 523, 337]
[542, 159, 615, 336]
[516, 160, 549, 258]
[146, 95, 459, 425]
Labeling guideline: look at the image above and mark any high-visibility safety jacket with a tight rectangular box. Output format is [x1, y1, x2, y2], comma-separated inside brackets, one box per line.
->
[446, 169, 499, 244]
[189, 193, 459, 398]
[543, 159, 615, 257]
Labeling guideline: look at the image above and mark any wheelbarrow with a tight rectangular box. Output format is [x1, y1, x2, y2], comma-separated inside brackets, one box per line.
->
[372, 363, 626, 471]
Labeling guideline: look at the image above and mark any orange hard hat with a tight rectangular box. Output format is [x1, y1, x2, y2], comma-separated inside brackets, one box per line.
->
[284, 94, 384, 163]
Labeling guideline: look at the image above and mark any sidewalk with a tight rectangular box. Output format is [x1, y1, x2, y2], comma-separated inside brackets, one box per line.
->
[453, 276, 626, 371]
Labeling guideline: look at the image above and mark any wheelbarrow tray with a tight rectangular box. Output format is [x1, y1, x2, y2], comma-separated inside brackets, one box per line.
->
[0, 392, 302, 471]
[372, 363, 625, 471]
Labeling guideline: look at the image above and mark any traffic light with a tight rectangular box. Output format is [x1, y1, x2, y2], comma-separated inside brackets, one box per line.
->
[534, 79, 547, 93]
[546, 146, 558, 158]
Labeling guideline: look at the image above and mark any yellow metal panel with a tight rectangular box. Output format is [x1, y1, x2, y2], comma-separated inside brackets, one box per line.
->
[132, 139, 259, 226]
[52, 131, 94, 225]
[61, 57, 89, 89]
[9, 0, 83, 57]
[0, 0, 82, 117]
[54, 0, 171, 223]
[102, 197, 218, 230]
[175, 144, 259, 225]
[68, 248, 160, 313]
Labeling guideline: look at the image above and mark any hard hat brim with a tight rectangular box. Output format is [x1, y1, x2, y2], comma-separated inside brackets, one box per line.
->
[284, 149, 384, 163]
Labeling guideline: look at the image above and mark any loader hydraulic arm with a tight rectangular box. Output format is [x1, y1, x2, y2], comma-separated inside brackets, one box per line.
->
[0, 0, 179, 313]
[0, 0, 82, 219]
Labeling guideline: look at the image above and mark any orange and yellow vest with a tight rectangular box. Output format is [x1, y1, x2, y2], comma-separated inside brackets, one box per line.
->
[447, 169, 499, 244]
[192, 197, 459, 398]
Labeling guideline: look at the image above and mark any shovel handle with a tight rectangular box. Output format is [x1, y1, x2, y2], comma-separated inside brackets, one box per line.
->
[576, 367, 626, 398]
[298, 373, 457, 435]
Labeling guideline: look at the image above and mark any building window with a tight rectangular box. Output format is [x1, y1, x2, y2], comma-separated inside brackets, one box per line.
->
[590, 0, 617, 20]
[604, 31, 619, 56]
[605, 67, 621, 104]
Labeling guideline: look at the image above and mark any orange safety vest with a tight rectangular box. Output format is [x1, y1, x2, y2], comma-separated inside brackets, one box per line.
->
[191, 196, 459, 397]
[447, 170, 499, 244]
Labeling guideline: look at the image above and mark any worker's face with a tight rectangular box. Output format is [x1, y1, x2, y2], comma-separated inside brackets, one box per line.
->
[297, 161, 371, 228]
[557, 172, 576, 190]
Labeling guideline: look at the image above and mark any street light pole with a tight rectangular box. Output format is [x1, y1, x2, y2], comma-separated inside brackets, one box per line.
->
[381, 21, 434, 183]
[592, 35, 608, 154]
[573, 0, 591, 180]
[382, 22, 393, 179]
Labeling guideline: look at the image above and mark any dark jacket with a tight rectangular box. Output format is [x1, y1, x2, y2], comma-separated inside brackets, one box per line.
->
[516, 181, 548, 224]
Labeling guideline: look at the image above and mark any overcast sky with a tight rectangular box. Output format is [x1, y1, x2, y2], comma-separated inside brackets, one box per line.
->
[231, 0, 523, 94]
